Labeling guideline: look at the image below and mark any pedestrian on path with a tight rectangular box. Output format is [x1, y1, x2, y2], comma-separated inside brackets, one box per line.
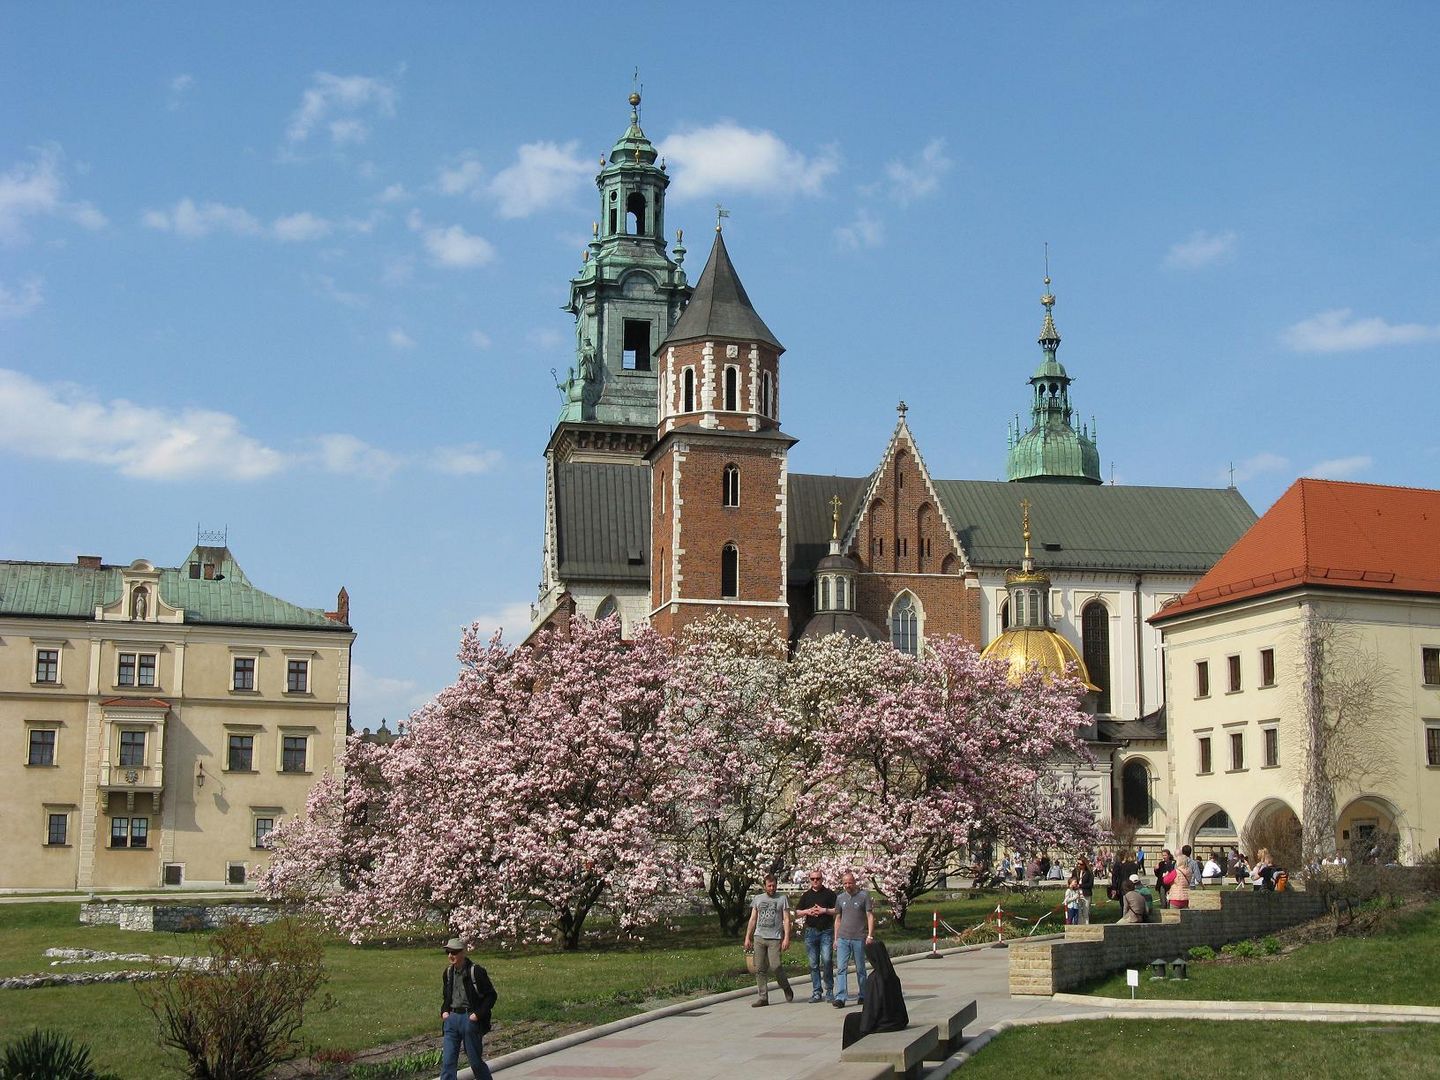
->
[744, 873, 794, 1007]
[832, 870, 875, 1009]
[439, 937, 498, 1080]
[796, 869, 838, 1003]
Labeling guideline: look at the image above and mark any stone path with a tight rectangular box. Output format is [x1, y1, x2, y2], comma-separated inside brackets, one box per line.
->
[457, 938, 1440, 1080]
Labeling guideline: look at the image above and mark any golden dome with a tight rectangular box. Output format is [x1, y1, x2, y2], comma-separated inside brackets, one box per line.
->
[980, 628, 1099, 692]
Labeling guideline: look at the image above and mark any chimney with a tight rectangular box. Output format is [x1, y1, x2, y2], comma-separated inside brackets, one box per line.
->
[77, 555, 102, 570]
[327, 586, 350, 624]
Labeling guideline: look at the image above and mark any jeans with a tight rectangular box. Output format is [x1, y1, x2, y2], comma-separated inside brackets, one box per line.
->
[753, 937, 792, 1001]
[441, 1012, 493, 1080]
[804, 927, 834, 998]
[835, 936, 866, 1004]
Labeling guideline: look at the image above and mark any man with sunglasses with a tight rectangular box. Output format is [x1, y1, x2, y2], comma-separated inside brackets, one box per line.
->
[796, 870, 838, 1003]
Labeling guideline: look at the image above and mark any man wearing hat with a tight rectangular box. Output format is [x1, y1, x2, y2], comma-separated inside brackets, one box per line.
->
[440, 937, 498, 1080]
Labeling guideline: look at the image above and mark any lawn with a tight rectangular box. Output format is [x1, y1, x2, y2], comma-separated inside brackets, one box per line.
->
[0, 890, 1083, 1078]
[1080, 900, 1440, 1005]
[962, 1020, 1440, 1080]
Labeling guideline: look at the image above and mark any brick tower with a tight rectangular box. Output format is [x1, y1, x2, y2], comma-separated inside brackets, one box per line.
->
[647, 227, 794, 637]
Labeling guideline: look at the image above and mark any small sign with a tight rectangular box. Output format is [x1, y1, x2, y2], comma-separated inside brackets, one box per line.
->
[1126, 968, 1139, 987]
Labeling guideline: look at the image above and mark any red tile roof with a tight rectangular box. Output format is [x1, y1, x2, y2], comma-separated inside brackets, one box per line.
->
[1152, 478, 1440, 622]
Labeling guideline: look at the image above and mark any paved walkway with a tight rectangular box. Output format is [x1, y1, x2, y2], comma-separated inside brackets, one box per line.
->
[466, 939, 1440, 1080]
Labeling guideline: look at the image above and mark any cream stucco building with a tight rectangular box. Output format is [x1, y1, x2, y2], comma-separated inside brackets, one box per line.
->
[0, 543, 353, 891]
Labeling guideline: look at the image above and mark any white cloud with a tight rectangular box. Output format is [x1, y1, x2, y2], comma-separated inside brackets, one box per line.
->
[469, 600, 536, 645]
[286, 72, 396, 147]
[882, 138, 951, 204]
[468, 329, 492, 349]
[313, 433, 402, 480]
[1164, 229, 1237, 270]
[489, 141, 590, 218]
[167, 74, 193, 111]
[430, 444, 501, 476]
[388, 327, 416, 350]
[658, 123, 839, 200]
[0, 367, 285, 480]
[272, 211, 333, 242]
[0, 144, 107, 244]
[1282, 308, 1440, 353]
[143, 198, 335, 242]
[0, 277, 43, 319]
[376, 182, 409, 203]
[437, 156, 485, 196]
[417, 222, 496, 268]
[309, 274, 366, 308]
[1305, 455, 1373, 480]
[1226, 452, 1289, 485]
[835, 209, 884, 250]
[350, 662, 433, 727]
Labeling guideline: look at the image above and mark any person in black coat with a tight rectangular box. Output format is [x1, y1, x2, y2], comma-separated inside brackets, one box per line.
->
[1108, 851, 1139, 902]
[841, 940, 908, 1049]
[440, 937, 498, 1080]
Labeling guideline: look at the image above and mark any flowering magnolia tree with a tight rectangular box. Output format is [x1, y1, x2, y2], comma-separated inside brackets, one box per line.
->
[791, 632, 1097, 926]
[261, 616, 694, 949]
[671, 615, 820, 936]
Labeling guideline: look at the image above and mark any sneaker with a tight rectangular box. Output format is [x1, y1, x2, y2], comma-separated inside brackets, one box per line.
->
[825, 994, 835, 1003]
[751, 998, 769, 1008]
[783, 987, 794, 1003]
[832, 999, 846, 1009]
[809, 993, 822, 1004]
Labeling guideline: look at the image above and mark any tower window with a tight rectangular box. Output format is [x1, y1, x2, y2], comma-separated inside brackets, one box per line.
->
[724, 366, 739, 411]
[837, 576, 848, 610]
[761, 370, 774, 417]
[721, 544, 739, 599]
[722, 463, 739, 507]
[890, 592, 919, 655]
[622, 320, 651, 371]
[626, 192, 646, 236]
[683, 368, 695, 413]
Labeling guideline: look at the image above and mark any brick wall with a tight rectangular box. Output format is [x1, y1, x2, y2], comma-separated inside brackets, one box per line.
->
[1008, 888, 1328, 995]
[854, 573, 981, 644]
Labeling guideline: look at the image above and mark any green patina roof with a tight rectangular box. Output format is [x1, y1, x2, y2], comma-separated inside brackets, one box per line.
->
[0, 546, 347, 631]
[1007, 424, 1101, 484]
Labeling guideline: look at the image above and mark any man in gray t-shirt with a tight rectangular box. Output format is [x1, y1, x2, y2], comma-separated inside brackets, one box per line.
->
[832, 870, 874, 1008]
[743, 874, 793, 1006]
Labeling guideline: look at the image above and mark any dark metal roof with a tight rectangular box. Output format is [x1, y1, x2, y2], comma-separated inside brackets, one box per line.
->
[1099, 705, 1167, 742]
[663, 231, 782, 350]
[787, 473, 871, 584]
[554, 461, 651, 581]
[932, 480, 1256, 573]
[798, 610, 888, 643]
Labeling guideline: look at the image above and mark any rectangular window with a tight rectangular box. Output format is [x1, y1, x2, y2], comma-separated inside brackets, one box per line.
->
[28, 729, 57, 766]
[227, 864, 247, 885]
[1195, 660, 1210, 698]
[110, 817, 130, 848]
[137, 653, 157, 687]
[1427, 725, 1440, 768]
[227, 734, 254, 772]
[286, 659, 309, 694]
[1230, 731, 1245, 771]
[130, 817, 149, 848]
[163, 864, 184, 886]
[118, 652, 137, 686]
[35, 648, 59, 684]
[1227, 655, 1242, 693]
[254, 817, 275, 848]
[1260, 648, 1276, 688]
[47, 813, 68, 846]
[233, 656, 256, 691]
[119, 730, 146, 768]
[621, 319, 651, 371]
[281, 735, 308, 773]
[1425, 648, 1440, 686]
[1198, 736, 1212, 774]
[1264, 727, 1279, 768]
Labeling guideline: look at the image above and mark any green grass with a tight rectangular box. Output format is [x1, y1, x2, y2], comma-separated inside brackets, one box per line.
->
[962, 1020, 1440, 1079]
[1081, 901, 1440, 1005]
[0, 891, 1097, 1079]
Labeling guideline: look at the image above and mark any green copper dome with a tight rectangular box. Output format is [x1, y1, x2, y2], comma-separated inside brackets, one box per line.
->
[1006, 281, 1102, 486]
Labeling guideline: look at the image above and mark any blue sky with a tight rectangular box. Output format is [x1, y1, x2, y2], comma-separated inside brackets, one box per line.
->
[4, 4, 1438, 726]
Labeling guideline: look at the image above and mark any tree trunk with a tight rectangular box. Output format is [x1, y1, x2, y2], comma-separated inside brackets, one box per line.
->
[708, 871, 751, 937]
[1300, 607, 1337, 864]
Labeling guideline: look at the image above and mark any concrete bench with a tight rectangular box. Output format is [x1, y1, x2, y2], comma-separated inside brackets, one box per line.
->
[839, 1024, 940, 1079]
[911, 998, 978, 1058]
[798, 1063, 894, 1080]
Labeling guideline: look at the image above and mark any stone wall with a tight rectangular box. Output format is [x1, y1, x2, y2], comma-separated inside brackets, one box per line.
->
[1009, 888, 1327, 995]
[80, 901, 283, 932]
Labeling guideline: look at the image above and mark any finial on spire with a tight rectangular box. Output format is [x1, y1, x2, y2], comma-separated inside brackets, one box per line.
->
[1020, 498, 1033, 570]
[897, 400, 908, 419]
[592, 222, 598, 238]
[715, 204, 730, 232]
[830, 495, 842, 542]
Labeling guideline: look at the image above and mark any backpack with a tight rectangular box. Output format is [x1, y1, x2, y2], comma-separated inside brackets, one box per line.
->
[1137, 886, 1156, 919]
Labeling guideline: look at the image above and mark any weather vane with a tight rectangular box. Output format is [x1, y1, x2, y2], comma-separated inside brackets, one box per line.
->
[715, 204, 730, 231]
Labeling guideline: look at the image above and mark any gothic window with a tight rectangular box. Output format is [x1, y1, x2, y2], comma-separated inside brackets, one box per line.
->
[1082, 600, 1112, 714]
[890, 592, 919, 655]
[622, 319, 651, 371]
[820, 577, 831, 611]
[1121, 760, 1152, 826]
[683, 368, 695, 413]
[596, 596, 619, 622]
[724, 366, 739, 411]
[626, 191, 646, 235]
[721, 544, 739, 599]
[761, 370, 774, 417]
[722, 463, 739, 507]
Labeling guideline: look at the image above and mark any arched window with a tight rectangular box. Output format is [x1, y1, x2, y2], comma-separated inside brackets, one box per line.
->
[626, 191, 646, 235]
[1000, 596, 1010, 631]
[890, 592, 919, 655]
[683, 368, 695, 413]
[1082, 600, 1112, 714]
[1028, 588, 1043, 626]
[596, 596, 618, 621]
[1012, 590, 1026, 628]
[722, 463, 739, 507]
[836, 576, 848, 610]
[761, 370, 774, 417]
[1121, 760, 1152, 826]
[820, 577, 831, 611]
[724, 366, 739, 411]
[721, 544, 739, 599]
